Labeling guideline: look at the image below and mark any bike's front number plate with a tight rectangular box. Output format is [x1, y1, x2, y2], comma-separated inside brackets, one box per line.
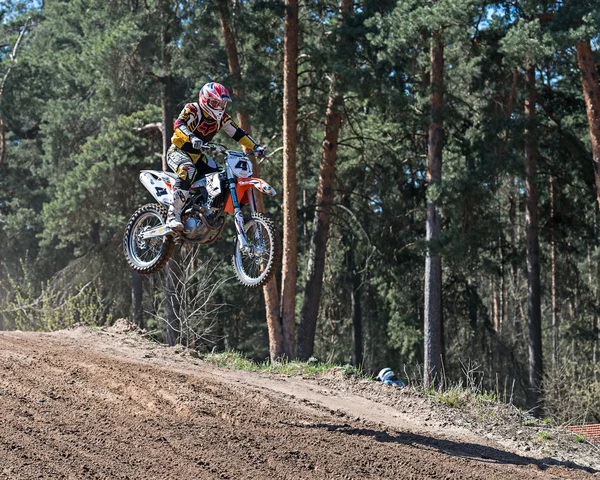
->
[227, 153, 253, 178]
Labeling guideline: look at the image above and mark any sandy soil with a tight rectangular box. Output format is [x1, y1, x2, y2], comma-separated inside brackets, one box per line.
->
[0, 326, 598, 479]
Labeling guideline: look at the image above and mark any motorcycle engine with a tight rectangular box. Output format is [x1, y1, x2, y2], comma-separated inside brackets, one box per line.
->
[183, 214, 209, 240]
[182, 207, 225, 243]
[182, 188, 226, 243]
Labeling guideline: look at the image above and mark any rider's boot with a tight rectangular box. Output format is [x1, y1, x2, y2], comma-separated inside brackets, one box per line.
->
[167, 188, 189, 231]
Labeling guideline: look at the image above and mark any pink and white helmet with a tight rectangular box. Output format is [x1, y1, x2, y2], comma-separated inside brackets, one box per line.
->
[198, 82, 231, 122]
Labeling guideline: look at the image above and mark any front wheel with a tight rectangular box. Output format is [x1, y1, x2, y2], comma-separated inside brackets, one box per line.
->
[232, 212, 280, 289]
[123, 203, 175, 274]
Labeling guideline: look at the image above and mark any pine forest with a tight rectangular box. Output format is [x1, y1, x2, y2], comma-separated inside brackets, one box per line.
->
[1, 0, 600, 422]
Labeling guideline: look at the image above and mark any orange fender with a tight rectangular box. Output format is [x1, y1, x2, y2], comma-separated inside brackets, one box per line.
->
[224, 178, 277, 213]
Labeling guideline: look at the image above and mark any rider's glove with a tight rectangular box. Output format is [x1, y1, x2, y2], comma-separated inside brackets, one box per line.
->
[254, 145, 267, 158]
[191, 136, 206, 150]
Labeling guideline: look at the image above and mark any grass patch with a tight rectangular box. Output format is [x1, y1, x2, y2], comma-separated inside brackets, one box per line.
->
[523, 419, 536, 426]
[542, 417, 552, 425]
[422, 383, 499, 410]
[476, 391, 497, 402]
[434, 387, 469, 408]
[202, 350, 363, 377]
[538, 431, 552, 440]
[203, 351, 258, 371]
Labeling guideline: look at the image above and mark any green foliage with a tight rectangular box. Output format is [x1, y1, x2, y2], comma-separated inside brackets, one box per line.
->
[203, 350, 257, 371]
[435, 387, 470, 408]
[543, 364, 600, 424]
[499, 18, 555, 68]
[477, 391, 498, 402]
[1, 0, 600, 422]
[0, 274, 108, 331]
[425, 381, 498, 409]
[40, 107, 161, 251]
[203, 350, 364, 378]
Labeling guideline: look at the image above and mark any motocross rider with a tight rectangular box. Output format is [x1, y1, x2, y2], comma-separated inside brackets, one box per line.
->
[166, 82, 265, 231]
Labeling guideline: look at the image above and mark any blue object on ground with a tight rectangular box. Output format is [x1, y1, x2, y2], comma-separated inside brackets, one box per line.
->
[377, 367, 405, 388]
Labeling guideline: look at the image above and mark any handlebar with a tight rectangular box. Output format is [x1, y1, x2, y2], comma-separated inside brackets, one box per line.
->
[260, 146, 283, 159]
[199, 143, 282, 161]
[198, 143, 224, 153]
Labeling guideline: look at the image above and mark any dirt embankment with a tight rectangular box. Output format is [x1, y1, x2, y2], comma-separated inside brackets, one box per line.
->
[0, 327, 598, 479]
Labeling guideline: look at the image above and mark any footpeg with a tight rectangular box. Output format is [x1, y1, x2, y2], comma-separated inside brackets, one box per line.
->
[142, 225, 174, 239]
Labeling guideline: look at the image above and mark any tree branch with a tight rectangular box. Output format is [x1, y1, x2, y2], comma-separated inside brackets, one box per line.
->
[0, 18, 31, 165]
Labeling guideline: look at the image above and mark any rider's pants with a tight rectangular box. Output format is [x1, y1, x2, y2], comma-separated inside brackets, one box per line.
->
[166, 146, 219, 191]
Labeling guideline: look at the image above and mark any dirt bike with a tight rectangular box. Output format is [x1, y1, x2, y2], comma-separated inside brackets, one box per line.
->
[123, 144, 280, 288]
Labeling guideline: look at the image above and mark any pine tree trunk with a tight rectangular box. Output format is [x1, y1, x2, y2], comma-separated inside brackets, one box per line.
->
[302, 189, 308, 241]
[131, 271, 143, 329]
[365, 283, 379, 372]
[297, 0, 352, 360]
[550, 176, 558, 368]
[280, 0, 299, 359]
[507, 68, 518, 120]
[297, 91, 342, 360]
[468, 280, 478, 360]
[157, 15, 178, 344]
[218, 0, 284, 360]
[595, 210, 600, 371]
[164, 248, 181, 346]
[500, 240, 505, 332]
[592, 287, 600, 368]
[576, 40, 600, 208]
[160, 75, 173, 171]
[501, 73, 517, 338]
[213, 292, 225, 352]
[349, 247, 363, 366]
[0, 20, 30, 166]
[218, 0, 246, 108]
[158, 4, 174, 172]
[508, 181, 524, 334]
[524, 65, 543, 416]
[423, 34, 444, 389]
[0, 119, 5, 166]
[492, 277, 499, 332]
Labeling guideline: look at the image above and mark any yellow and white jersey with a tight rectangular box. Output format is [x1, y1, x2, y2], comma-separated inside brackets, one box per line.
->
[171, 103, 258, 163]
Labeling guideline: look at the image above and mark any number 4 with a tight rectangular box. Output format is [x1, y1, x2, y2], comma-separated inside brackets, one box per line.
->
[235, 160, 248, 171]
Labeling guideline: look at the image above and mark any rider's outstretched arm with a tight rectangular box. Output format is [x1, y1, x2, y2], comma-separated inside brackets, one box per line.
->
[221, 114, 260, 151]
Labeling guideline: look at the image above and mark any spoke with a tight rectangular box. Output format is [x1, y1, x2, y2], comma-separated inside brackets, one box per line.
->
[237, 221, 271, 281]
[130, 211, 165, 267]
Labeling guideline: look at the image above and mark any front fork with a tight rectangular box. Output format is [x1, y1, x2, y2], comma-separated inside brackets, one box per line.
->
[227, 165, 253, 253]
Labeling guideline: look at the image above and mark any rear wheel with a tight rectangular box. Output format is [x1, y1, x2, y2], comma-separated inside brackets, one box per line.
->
[123, 203, 174, 274]
[232, 212, 280, 289]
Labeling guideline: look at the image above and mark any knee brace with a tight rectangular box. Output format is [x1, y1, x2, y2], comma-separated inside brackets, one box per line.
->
[167, 148, 196, 190]
[174, 162, 196, 190]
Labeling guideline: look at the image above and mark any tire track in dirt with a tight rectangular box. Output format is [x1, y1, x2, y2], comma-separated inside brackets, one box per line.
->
[0, 330, 596, 479]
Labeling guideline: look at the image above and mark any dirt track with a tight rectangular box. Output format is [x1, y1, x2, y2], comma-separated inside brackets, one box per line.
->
[0, 328, 597, 479]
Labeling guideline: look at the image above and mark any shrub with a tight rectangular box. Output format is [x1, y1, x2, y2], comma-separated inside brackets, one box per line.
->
[1, 275, 108, 331]
[543, 364, 600, 424]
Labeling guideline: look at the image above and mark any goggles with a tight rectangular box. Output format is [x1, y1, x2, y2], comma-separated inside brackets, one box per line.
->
[207, 98, 228, 110]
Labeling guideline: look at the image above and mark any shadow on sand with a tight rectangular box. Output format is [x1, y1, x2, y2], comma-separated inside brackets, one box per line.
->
[295, 422, 597, 474]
